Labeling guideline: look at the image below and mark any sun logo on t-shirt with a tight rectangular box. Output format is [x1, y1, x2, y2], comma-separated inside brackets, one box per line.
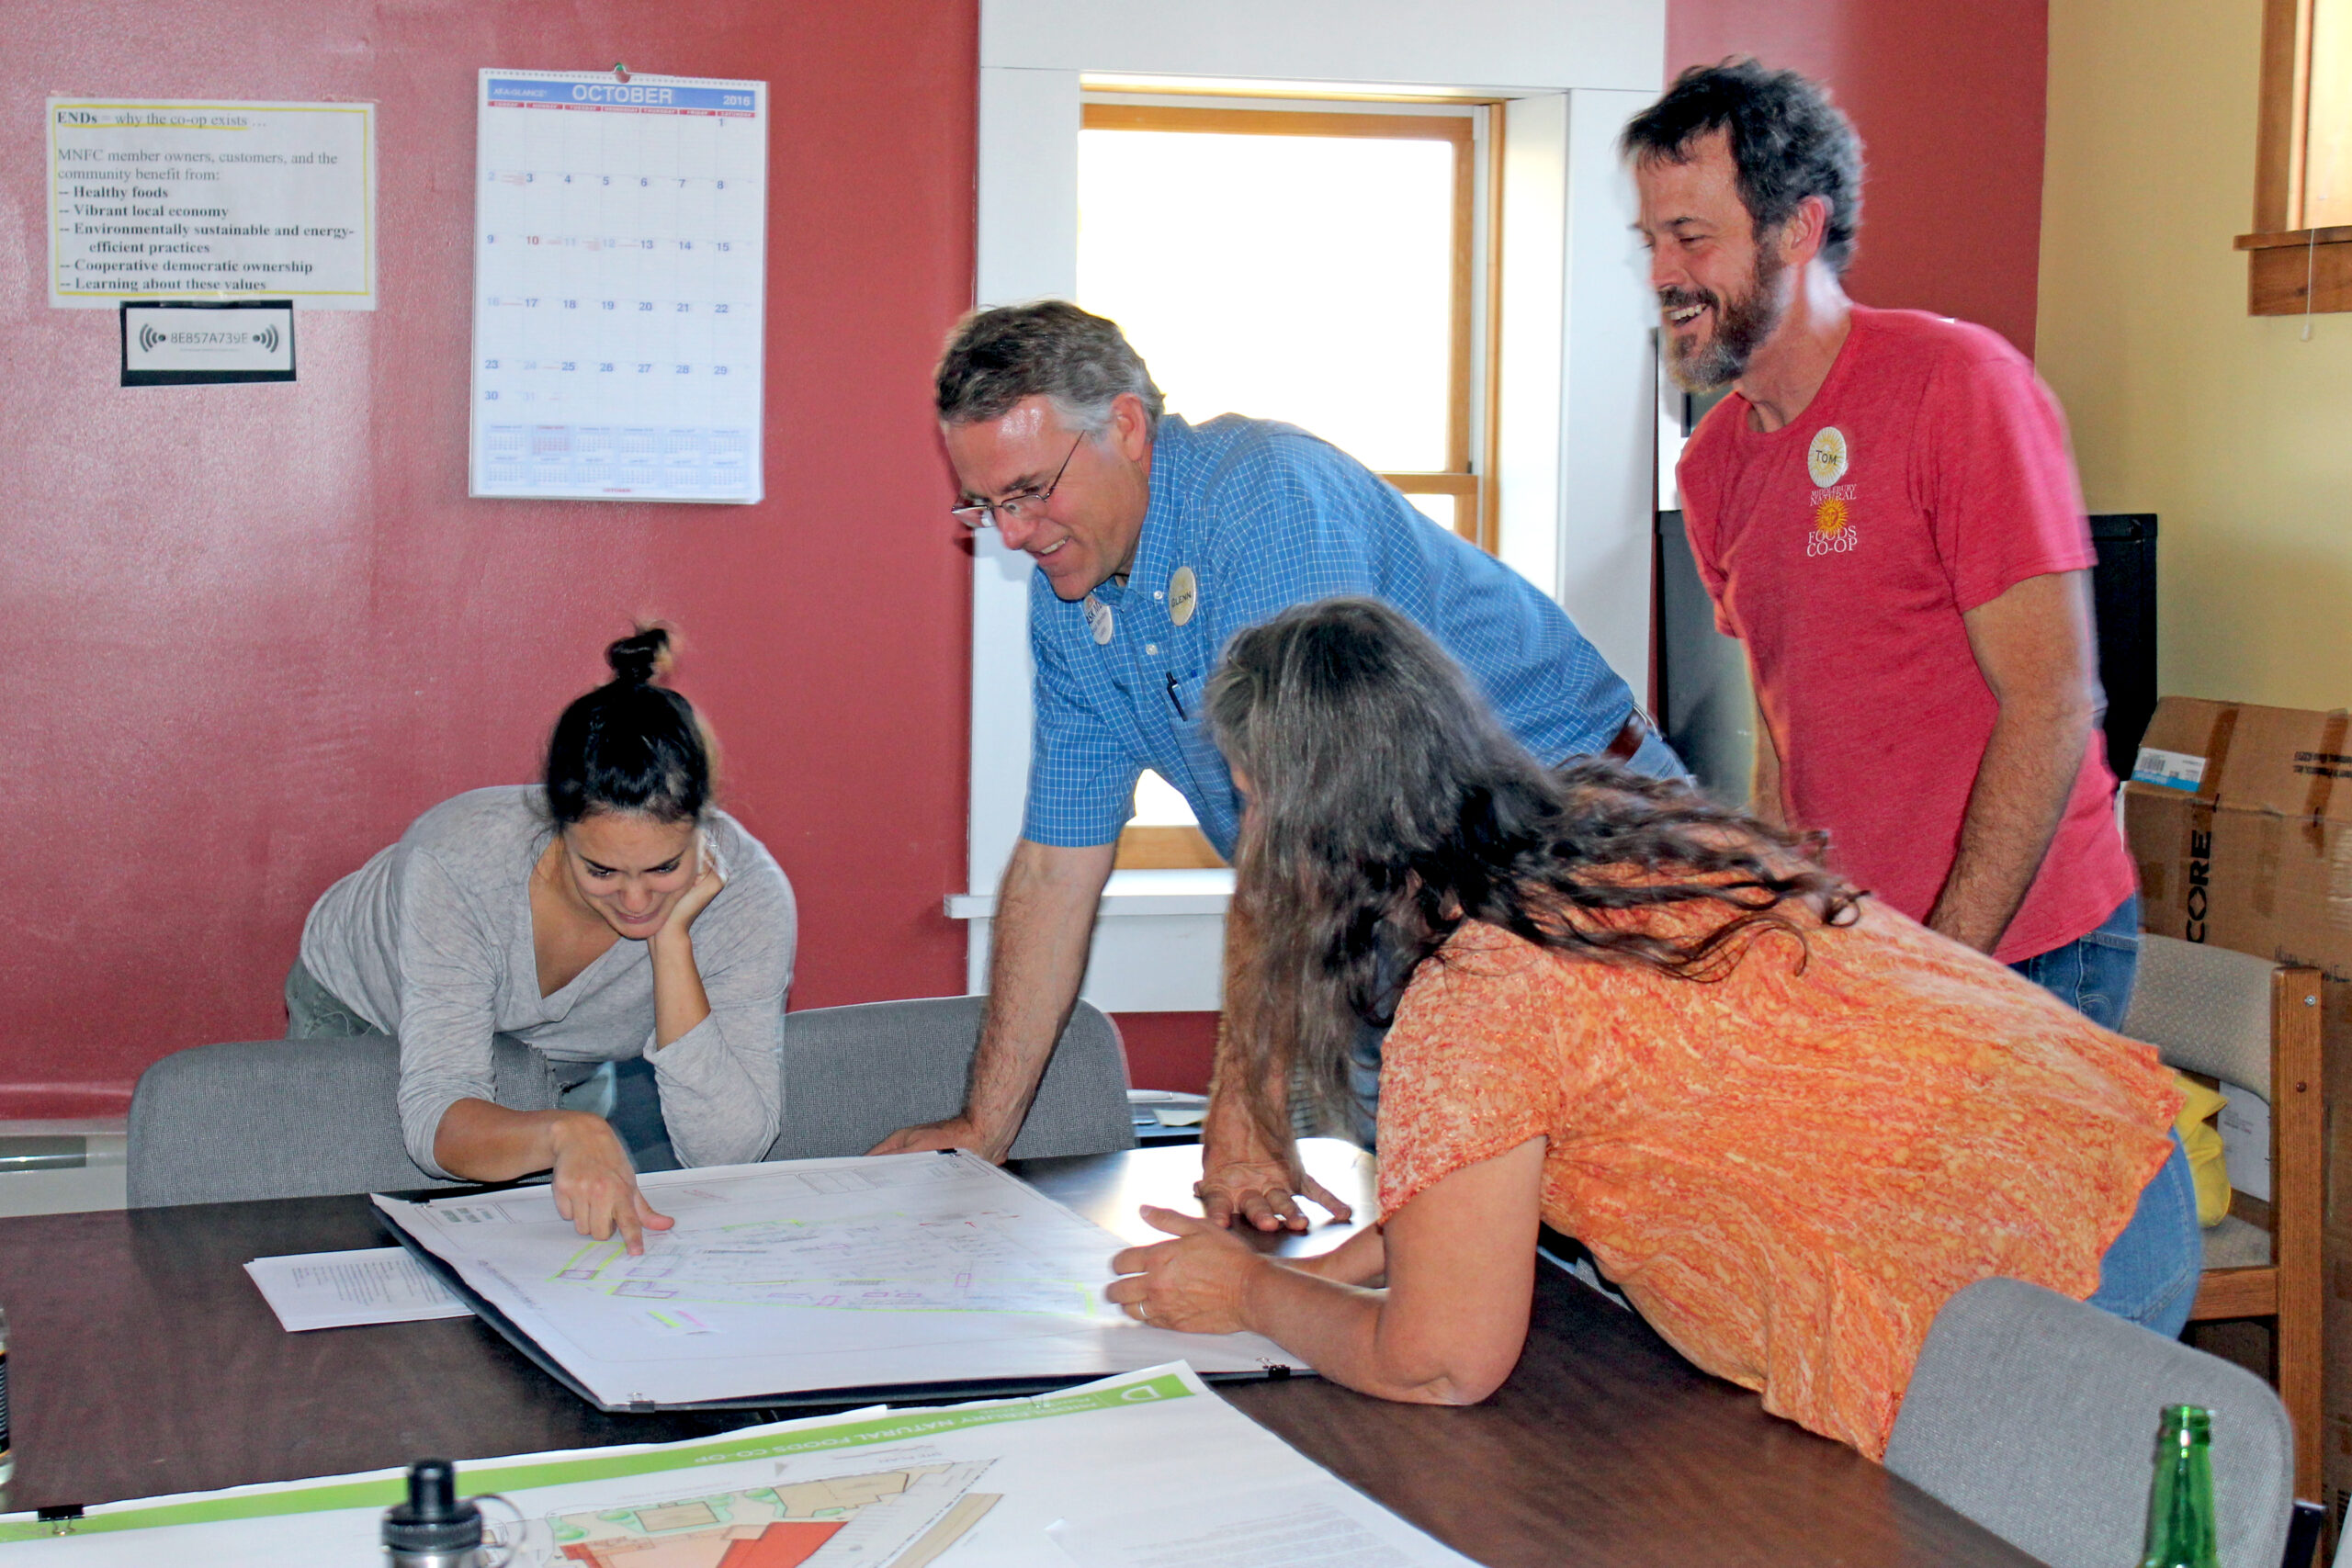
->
[1806, 494, 1859, 557]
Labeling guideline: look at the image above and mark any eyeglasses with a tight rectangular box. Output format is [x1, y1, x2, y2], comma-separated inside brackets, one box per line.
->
[951, 432, 1086, 531]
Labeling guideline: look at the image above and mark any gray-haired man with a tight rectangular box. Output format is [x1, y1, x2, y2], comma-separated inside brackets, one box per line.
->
[871, 300, 1680, 1229]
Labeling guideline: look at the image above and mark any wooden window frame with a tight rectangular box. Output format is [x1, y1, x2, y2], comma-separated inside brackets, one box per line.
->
[1080, 100, 1503, 870]
[2238, 0, 2352, 314]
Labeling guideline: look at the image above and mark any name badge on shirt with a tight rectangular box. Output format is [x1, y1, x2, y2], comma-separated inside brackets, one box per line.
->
[1083, 592, 1114, 645]
[1807, 426, 1849, 487]
[1168, 566, 1198, 626]
[1804, 426, 1860, 558]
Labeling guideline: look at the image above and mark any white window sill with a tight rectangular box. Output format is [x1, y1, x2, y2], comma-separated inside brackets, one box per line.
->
[945, 867, 1234, 921]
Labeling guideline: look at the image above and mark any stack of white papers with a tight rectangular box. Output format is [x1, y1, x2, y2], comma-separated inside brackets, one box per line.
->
[243, 1248, 471, 1333]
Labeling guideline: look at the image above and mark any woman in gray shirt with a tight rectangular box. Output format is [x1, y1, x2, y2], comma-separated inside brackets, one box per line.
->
[294, 628, 796, 1251]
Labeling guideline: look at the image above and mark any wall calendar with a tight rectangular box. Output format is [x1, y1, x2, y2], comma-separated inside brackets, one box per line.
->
[469, 69, 767, 503]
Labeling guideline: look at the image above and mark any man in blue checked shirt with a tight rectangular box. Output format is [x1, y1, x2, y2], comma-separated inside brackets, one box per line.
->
[871, 301, 1684, 1227]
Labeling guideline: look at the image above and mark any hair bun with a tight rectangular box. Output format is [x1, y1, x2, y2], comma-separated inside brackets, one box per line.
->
[605, 626, 673, 686]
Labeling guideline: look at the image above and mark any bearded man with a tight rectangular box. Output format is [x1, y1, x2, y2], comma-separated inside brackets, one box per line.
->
[1625, 61, 2142, 1025]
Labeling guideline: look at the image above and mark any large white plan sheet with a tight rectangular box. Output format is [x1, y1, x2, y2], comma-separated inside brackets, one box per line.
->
[469, 68, 766, 502]
[0, 1364, 1476, 1566]
[375, 1153, 1306, 1408]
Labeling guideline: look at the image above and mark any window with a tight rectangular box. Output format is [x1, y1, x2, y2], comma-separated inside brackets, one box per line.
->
[2240, 0, 2352, 314]
[1119, 769, 1227, 869]
[1078, 98, 1498, 867]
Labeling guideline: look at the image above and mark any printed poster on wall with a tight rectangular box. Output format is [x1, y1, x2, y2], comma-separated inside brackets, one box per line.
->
[469, 69, 768, 504]
[47, 97, 376, 309]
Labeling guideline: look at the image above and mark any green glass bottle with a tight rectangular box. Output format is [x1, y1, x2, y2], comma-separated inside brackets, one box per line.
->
[0, 1301, 12, 1492]
[2138, 1404, 2220, 1568]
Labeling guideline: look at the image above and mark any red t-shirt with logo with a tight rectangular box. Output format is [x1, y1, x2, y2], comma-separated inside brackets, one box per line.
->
[1677, 306, 2134, 964]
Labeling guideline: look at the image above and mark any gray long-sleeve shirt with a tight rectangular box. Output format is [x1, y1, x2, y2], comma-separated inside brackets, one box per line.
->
[299, 786, 796, 1177]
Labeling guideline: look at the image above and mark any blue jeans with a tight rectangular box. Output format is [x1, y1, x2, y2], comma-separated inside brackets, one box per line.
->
[2008, 894, 2142, 1032]
[2007, 897, 2194, 1334]
[1623, 724, 1693, 786]
[2086, 1131, 2203, 1337]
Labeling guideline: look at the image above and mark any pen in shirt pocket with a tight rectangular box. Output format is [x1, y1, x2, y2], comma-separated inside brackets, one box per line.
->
[1164, 671, 1188, 720]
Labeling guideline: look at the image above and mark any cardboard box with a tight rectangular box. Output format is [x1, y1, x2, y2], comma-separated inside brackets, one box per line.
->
[2124, 696, 2352, 1520]
[2126, 696, 2352, 975]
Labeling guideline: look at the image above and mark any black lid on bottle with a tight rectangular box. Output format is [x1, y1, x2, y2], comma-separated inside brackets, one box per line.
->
[383, 1459, 483, 1553]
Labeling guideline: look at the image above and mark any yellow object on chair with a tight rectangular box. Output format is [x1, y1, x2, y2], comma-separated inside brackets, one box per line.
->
[2171, 1072, 2231, 1227]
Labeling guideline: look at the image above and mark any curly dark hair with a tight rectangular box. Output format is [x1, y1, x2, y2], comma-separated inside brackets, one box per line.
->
[1206, 598, 1862, 1146]
[1621, 58, 1866, 275]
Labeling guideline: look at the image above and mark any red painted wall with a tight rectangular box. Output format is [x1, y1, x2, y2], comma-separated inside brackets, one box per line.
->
[1668, 0, 2049, 355]
[0, 0, 978, 1114]
[1110, 1012, 1218, 1095]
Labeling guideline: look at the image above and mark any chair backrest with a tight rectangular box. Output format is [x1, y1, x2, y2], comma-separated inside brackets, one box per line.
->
[1885, 1277, 2292, 1568]
[2123, 933, 2278, 1097]
[128, 1035, 559, 1207]
[131, 996, 1136, 1205]
[767, 996, 1137, 1161]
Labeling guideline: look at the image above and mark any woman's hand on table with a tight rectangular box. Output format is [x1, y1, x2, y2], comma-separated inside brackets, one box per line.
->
[1105, 1205, 1270, 1334]
[548, 1112, 673, 1255]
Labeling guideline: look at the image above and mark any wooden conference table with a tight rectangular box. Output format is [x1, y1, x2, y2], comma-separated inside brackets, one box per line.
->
[0, 1141, 2037, 1567]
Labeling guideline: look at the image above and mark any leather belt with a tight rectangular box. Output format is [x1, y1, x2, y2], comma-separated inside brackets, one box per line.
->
[1603, 710, 1653, 762]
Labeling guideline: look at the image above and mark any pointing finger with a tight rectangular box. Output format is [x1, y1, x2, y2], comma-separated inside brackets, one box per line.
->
[616, 1196, 646, 1257]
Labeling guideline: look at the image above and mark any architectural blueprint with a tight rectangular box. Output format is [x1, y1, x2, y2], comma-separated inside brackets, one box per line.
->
[0, 1365, 1476, 1567]
[514, 1459, 998, 1568]
[375, 1153, 1306, 1407]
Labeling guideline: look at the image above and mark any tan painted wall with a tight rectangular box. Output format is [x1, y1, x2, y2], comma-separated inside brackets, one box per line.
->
[2039, 0, 2352, 710]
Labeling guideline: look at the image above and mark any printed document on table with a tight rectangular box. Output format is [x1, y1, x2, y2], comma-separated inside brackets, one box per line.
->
[243, 1247, 471, 1332]
[0, 1363, 1476, 1567]
[469, 68, 766, 502]
[375, 1152, 1307, 1407]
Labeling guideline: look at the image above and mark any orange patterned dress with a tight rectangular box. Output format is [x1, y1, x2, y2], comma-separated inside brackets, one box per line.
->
[1374, 897, 2181, 1458]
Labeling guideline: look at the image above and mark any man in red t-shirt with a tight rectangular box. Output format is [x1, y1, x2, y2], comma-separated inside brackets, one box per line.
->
[1622, 61, 2141, 1027]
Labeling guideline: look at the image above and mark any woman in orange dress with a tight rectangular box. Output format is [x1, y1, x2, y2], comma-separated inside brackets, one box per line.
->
[1105, 598, 2195, 1459]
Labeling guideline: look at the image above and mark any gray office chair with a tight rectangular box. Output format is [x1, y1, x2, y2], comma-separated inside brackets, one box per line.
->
[1885, 1277, 2293, 1568]
[2122, 933, 2324, 1498]
[766, 995, 1136, 1160]
[128, 1034, 560, 1207]
[130, 996, 1135, 1206]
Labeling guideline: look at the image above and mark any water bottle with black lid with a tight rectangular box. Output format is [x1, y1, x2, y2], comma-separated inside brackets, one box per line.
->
[382, 1459, 484, 1568]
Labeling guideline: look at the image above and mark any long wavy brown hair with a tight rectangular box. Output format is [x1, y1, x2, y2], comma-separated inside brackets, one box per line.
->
[1205, 598, 1862, 1148]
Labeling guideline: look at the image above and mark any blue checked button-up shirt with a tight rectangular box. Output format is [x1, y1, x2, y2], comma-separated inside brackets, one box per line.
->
[1021, 414, 1639, 861]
